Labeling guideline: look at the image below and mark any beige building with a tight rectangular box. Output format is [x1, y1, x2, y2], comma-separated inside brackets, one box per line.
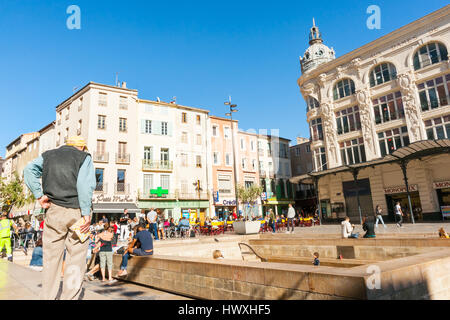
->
[136, 99, 211, 221]
[294, 6, 450, 222]
[55, 82, 141, 220]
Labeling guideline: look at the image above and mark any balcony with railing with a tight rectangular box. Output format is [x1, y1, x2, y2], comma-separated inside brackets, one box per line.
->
[142, 160, 173, 171]
[177, 192, 209, 200]
[116, 153, 130, 164]
[115, 183, 130, 194]
[94, 182, 107, 193]
[93, 152, 109, 163]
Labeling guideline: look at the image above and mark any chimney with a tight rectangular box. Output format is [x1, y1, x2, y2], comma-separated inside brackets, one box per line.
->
[121, 82, 127, 89]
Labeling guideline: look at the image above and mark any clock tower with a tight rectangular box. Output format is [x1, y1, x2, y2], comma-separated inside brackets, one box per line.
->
[300, 19, 335, 74]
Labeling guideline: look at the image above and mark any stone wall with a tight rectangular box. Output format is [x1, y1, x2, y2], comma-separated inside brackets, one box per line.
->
[112, 255, 367, 300]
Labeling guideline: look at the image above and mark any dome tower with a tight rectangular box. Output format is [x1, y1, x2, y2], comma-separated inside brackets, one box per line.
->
[300, 19, 335, 74]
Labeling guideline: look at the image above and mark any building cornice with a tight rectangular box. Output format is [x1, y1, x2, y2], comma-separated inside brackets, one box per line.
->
[138, 98, 210, 114]
[298, 5, 450, 86]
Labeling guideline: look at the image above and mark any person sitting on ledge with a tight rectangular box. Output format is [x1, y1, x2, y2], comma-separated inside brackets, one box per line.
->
[341, 216, 359, 239]
[439, 227, 449, 239]
[362, 216, 376, 238]
[116, 224, 153, 277]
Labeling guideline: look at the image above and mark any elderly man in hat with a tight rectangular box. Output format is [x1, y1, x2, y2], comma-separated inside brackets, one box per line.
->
[24, 136, 96, 300]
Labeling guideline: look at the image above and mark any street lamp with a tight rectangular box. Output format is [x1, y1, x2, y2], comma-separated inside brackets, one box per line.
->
[225, 99, 239, 218]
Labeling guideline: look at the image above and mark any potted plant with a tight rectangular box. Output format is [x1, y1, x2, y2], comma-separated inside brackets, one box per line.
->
[233, 184, 263, 235]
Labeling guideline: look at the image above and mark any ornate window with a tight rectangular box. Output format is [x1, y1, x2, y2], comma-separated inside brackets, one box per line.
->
[418, 74, 450, 111]
[378, 127, 410, 157]
[310, 118, 323, 141]
[373, 92, 404, 124]
[333, 79, 355, 100]
[413, 42, 448, 70]
[313, 147, 327, 171]
[335, 106, 361, 135]
[425, 115, 450, 140]
[307, 96, 320, 111]
[339, 138, 366, 165]
[369, 63, 397, 87]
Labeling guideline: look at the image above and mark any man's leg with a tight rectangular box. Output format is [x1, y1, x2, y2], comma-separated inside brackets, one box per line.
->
[61, 208, 89, 300]
[153, 223, 159, 240]
[41, 204, 67, 300]
[375, 217, 379, 228]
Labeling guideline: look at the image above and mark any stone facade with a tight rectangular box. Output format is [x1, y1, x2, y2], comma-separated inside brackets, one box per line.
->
[296, 6, 450, 220]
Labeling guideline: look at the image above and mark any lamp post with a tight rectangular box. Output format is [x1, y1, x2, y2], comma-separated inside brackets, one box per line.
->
[225, 98, 239, 218]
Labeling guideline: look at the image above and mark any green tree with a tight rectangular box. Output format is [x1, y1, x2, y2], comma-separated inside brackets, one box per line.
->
[236, 184, 263, 219]
[0, 173, 35, 213]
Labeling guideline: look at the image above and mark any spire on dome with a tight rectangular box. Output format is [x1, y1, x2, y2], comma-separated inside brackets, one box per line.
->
[309, 18, 322, 45]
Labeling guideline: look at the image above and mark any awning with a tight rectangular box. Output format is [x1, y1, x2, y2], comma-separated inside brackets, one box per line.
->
[92, 203, 141, 214]
[289, 139, 450, 183]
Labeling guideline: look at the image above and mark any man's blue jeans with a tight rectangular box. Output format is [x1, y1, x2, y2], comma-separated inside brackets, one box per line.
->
[120, 249, 153, 270]
[150, 223, 159, 240]
[348, 233, 359, 238]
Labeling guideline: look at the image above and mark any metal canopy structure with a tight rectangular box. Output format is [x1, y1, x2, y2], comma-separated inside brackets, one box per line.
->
[289, 139, 450, 224]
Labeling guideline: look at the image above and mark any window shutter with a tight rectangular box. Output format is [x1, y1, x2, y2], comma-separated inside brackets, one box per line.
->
[167, 122, 173, 136]
[141, 119, 146, 134]
[153, 120, 161, 135]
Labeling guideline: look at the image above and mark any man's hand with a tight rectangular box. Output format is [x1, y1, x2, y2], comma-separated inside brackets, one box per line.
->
[38, 195, 51, 209]
[80, 215, 91, 234]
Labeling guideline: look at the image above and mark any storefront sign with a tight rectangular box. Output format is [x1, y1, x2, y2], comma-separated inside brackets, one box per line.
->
[384, 184, 418, 194]
[93, 194, 135, 203]
[441, 206, 450, 219]
[261, 192, 267, 201]
[223, 200, 236, 206]
[434, 181, 450, 189]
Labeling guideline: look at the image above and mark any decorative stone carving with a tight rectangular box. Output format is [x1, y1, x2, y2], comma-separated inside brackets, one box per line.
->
[397, 72, 422, 141]
[351, 58, 362, 80]
[318, 73, 327, 88]
[300, 82, 319, 99]
[336, 66, 344, 79]
[320, 102, 338, 164]
[356, 89, 375, 154]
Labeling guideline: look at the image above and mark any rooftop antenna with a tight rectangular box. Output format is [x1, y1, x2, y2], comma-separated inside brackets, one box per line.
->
[115, 72, 119, 87]
[72, 86, 79, 93]
[156, 97, 161, 102]
[313, 17, 316, 27]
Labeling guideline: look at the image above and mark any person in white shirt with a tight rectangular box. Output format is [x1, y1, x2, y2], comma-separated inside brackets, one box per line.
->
[286, 204, 296, 234]
[394, 201, 403, 227]
[341, 216, 359, 238]
[146, 208, 159, 240]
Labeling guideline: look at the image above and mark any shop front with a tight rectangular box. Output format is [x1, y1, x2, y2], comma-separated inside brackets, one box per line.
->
[139, 199, 209, 222]
[384, 184, 422, 222]
[262, 198, 295, 217]
[92, 203, 141, 222]
[213, 198, 237, 220]
[434, 181, 450, 220]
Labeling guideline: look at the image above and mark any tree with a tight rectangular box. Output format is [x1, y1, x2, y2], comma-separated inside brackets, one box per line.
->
[0, 173, 35, 214]
[236, 184, 263, 219]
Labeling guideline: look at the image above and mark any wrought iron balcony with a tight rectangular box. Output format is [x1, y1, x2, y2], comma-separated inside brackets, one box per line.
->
[93, 152, 109, 163]
[115, 183, 130, 194]
[142, 160, 173, 171]
[94, 182, 107, 193]
[116, 153, 130, 164]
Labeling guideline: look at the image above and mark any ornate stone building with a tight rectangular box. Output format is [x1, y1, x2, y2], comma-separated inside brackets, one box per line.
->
[295, 6, 450, 222]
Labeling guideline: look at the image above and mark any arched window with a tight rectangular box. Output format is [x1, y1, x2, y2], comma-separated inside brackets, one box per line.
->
[307, 96, 320, 111]
[333, 79, 355, 100]
[413, 42, 448, 70]
[369, 63, 397, 87]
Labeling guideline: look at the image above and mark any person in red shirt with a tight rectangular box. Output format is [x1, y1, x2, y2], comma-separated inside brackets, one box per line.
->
[111, 220, 118, 245]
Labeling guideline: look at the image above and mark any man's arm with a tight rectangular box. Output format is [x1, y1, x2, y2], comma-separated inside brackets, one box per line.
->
[23, 156, 44, 199]
[77, 155, 96, 217]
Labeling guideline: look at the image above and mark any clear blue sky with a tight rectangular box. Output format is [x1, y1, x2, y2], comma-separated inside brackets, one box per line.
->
[0, 0, 447, 157]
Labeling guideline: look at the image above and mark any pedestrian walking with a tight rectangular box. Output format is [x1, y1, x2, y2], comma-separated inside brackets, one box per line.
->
[374, 205, 387, 228]
[147, 208, 159, 240]
[0, 212, 18, 261]
[286, 204, 295, 234]
[119, 209, 129, 241]
[395, 201, 404, 228]
[24, 135, 96, 300]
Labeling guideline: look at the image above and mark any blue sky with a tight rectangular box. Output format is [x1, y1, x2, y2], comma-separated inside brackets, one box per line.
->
[0, 0, 448, 157]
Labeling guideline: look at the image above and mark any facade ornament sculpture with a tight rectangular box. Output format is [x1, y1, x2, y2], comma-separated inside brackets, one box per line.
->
[336, 66, 344, 79]
[356, 89, 375, 154]
[351, 58, 362, 80]
[320, 102, 338, 164]
[397, 72, 422, 141]
[300, 82, 318, 99]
